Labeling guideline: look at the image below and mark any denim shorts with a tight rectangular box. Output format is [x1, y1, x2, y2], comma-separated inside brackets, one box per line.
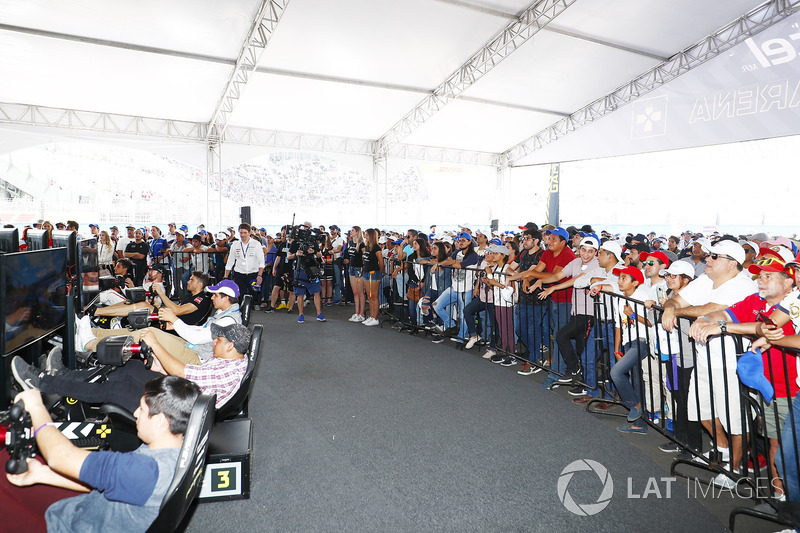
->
[349, 267, 362, 278]
[362, 270, 382, 282]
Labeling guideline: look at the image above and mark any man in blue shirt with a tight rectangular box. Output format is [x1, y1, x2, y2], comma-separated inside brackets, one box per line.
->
[6, 375, 200, 533]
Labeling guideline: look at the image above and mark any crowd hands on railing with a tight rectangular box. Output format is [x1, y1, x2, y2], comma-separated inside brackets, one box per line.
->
[15, 217, 800, 513]
[269, 219, 800, 514]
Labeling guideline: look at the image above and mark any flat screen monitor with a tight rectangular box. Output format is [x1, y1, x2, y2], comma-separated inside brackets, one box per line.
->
[1, 248, 68, 356]
[51, 230, 78, 267]
[0, 228, 19, 253]
[79, 238, 99, 309]
[25, 229, 50, 251]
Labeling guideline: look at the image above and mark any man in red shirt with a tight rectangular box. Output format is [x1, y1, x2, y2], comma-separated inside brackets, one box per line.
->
[515, 227, 576, 388]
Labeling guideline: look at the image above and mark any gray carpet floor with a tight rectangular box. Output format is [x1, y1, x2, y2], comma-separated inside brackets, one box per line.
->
[185, 305, 742, 532]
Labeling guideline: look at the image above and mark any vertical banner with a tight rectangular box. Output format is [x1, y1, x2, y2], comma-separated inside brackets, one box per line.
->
[546, 163, 560, 227]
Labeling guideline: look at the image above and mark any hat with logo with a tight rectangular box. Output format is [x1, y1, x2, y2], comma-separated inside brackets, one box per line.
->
[206, 279, 240, 298]
[210, 322, 251, 355]
[612, 266, 644, 285]
[659, 261, 695, 279]
[640, 250, 670, 267]
[737, 349, 774, 403]
[579, 236, 599, 250]
[701, 239, 745, 265]
[455, 232, 473, 242]
[487, 243, 509, 255]
[545, 226, 569, 240]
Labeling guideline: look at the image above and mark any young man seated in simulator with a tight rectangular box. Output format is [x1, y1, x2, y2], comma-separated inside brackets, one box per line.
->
[76, 279, 242, 366]
[5, 375, 201, 533]
[95, 258, 136, 306]
[11, 322, 250, 411]
[92, 269, 212, 326]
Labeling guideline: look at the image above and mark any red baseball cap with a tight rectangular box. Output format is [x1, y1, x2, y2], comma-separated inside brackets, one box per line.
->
[640, 250, 670, 267]
[612, 266, 644, 285]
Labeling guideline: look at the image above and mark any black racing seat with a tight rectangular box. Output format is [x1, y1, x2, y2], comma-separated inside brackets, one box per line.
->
[147, 393, 215, 532]
[215, 324, 262, 421]
[240, 294, 252, 327]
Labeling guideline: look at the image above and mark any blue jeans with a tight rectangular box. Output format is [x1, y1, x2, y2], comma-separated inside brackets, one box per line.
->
[776, 391, 800, 501]
[545, 301, 571, 381]
[464, 298, 497, 350]
[333, 260, 343, 301]
[518, 303, 550, 361]
[610, 340, 649, 409]
[433, 288, 473, 341]
[584, 320, 614, 399]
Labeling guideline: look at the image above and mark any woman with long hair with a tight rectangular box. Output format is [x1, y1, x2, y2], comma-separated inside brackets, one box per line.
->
[432, 232, 480, 344]
[419, 241, 451, 334]
[347, 226, 366, 322]
[406, 237, 430, 326]
[361, 228, 384, 326]
[98, 230, 115, 271]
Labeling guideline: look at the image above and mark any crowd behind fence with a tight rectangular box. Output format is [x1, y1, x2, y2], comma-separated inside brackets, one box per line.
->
[376, 257, 800, 526]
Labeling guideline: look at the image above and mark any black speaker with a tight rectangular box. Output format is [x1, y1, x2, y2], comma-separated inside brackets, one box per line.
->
[491, 219, 499, 233]
[240, 206, 251, 225]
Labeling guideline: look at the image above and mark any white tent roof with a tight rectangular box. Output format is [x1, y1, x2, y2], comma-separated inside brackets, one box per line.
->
[0, 0, 794, 166]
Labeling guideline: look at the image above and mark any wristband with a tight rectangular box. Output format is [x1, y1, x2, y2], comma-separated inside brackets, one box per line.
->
[34, 422, 56, 438]
[614, 351, 624, 357]
[630, 313, 637, 321]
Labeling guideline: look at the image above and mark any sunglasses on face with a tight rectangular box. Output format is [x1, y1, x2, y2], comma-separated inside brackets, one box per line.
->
[710, 253, 735, 261]
[643, 260, 658, 266]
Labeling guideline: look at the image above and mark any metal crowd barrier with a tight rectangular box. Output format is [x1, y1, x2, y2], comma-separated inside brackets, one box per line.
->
[377, 258, 800, 528]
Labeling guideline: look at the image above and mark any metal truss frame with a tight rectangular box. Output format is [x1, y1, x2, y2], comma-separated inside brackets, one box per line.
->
[375, 0, 577, 155]
[206, 0, 290, 141]
[502, 0, 800, 165]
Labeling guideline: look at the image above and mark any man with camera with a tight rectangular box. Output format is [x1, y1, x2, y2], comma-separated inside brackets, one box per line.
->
[288, 222, 326, 323]
[225, 223, 265, 299]
[3, 375, 200, 533]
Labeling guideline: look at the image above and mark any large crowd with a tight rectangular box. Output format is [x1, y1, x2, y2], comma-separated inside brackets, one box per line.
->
[6, 216, 800, 528]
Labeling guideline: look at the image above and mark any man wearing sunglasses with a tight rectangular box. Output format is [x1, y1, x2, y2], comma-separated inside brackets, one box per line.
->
[661, 238, 756, 488]
[691, 246, 796, 494]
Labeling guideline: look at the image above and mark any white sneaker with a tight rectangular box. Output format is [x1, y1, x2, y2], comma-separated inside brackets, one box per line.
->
[712, 470, 739, 489]
[482, 349, 496, 359]
[363, 317, 378, 326]
[77, 315, 96, 351]
[348, 314, 359, 322]
[692, 447, 730, 465]
[464, 336, 478, 350]
[354, 315, 366, 322]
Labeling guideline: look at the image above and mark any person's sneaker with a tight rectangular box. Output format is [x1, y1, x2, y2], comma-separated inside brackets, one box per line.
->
[46, 347, 67, 376]
[276, 303, 288, 310]
[658, 441, 682, 453]
[568, 386, 587, 396]
[363, 317, 378, 326]
[482, 349, 496, 359]
[712, 470, 739, 490]
[11, 357, 43, 391]
[616, 424, 648, 435]
[431, 335, 445, 344]
[259, 303, 268, 309]
[316, 314, 326, 322]
[264, 306, 275, 313]
[348, 314, 359, 322]
[297, 315, 305, 323]
[517, 363, 535, 376]
[692, 447, 731, 465]
[490, 353, 505, 364]
[558, 367, 582, 384]
[432, 324, 445, 334]
[76, 314, 96, 351]
[464, 336, 479, 350]
[380, 303, 389, 309]
[334, 299, 340, 304]
[500, 356, 518, 367]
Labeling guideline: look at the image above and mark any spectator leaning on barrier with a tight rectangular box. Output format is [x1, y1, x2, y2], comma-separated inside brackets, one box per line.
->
[529, 236, 600, 389]
[639, 250, 670, 420]
[432, 232, 479, 344]
[661, 238, 757, 487]
[515, 227, 576, 388]
[692, 245, 797, 494]
[610, 266, 652, 435]
[508, 229, 546, 376]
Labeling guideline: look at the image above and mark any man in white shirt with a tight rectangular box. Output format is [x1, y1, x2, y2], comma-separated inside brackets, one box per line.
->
[225, 223, 265, 299]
